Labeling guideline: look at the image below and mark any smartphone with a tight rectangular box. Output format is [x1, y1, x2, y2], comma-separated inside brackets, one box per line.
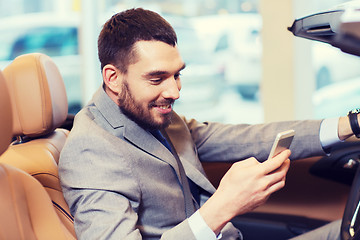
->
[267, 129, 295, 160]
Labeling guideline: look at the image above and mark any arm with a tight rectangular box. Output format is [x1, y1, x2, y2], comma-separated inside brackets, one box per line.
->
[59, 132, 143, 239]
[183, 116, 325, 162]
[192, 113, 359, 236]
[61, 187, 196, 240]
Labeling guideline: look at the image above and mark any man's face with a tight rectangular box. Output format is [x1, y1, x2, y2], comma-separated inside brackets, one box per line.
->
[117, 41, 185, 129]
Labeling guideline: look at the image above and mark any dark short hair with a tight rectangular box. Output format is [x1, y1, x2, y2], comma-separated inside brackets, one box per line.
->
[98, 8, 178, 73]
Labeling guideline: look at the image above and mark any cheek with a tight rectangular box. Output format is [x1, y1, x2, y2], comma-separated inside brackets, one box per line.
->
[136, 88, 160, 105]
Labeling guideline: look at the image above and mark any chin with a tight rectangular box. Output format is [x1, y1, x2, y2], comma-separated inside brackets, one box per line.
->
[150, 118, 170, 130]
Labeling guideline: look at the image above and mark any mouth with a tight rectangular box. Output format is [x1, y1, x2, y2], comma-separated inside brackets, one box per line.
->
[158, 104, 171, 109]
[151, 101, 174, 114]
[154, 104, 172, 114]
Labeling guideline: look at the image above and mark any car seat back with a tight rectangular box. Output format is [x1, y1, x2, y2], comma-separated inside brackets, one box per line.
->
[0, 69, 75, 240]
[0, 53, 75, 237]
[0, 70, 13, 153]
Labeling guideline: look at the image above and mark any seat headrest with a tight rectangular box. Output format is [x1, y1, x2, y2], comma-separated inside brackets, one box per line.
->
[0, 71, 13, 155]
[3, 53, 68, 138]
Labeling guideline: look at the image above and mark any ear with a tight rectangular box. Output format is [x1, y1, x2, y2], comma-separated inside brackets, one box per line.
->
[102, 64, 124, 94]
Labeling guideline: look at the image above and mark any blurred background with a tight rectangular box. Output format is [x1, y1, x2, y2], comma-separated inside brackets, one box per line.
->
[0, 0, 359, 124]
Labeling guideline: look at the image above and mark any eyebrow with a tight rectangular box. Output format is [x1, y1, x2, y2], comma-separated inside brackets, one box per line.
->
[142, 63, 186, 78]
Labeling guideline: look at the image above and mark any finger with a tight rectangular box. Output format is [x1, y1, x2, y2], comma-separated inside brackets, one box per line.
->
[261, 149, 291, 174]
[263, 159, 290, 189]
[233, 157, 259, 169]
[268, 158, 290, 179]
[265, 176, 287, 195]
[265, 159, 290, 185]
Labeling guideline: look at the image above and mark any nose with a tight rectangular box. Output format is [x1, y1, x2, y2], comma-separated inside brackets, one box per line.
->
[162, 77, 181, 100]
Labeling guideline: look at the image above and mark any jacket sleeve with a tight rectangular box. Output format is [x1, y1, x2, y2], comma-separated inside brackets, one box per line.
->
[181, 114, 326, 162]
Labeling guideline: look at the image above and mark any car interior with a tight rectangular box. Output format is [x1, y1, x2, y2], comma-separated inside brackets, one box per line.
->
[0, 3, 360, 240]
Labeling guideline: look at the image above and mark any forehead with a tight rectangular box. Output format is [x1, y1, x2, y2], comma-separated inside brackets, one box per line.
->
[129, 40, 184, 73]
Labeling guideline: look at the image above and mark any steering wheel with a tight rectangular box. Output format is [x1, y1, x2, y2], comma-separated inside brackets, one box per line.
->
[342, 162, 360, 240]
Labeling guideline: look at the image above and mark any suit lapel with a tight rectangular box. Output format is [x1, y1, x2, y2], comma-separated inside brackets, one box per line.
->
[124, 120, 215, 194]
[124, 125, 182, 178]
[164, 113, 217, 194]
[93, 87, 214, 194]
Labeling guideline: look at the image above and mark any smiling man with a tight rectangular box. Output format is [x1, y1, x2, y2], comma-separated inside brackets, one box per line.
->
[104, 40, 185, 130]
[59, 8, 356, 240]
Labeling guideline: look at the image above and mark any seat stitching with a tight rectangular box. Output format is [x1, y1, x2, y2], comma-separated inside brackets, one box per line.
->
[52, 201, 74, 222]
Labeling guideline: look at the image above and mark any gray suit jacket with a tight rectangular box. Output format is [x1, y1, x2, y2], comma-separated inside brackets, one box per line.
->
[59, 87, 326, 240]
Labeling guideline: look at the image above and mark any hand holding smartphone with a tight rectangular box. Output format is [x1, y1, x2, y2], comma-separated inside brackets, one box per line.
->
[267, 129, 295, 160]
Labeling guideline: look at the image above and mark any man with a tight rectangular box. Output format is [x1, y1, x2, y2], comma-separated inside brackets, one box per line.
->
[59, 8, 358, 240]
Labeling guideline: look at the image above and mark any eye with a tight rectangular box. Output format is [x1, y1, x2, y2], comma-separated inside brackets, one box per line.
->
[149, 78, 163, 85]
[174, 73, 181, 80]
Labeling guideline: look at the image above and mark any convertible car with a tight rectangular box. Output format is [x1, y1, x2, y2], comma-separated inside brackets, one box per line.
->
[0, 1, 360, 240]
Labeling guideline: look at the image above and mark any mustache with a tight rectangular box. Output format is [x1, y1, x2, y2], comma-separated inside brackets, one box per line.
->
[149, 99, 175, 107]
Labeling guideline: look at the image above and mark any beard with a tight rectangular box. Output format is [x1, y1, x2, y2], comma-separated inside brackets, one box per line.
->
[117, 80, 173, 130]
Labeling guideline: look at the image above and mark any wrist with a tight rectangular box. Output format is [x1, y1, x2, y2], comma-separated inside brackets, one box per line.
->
[338, 116, 353, 141]
[199, 193, 233, 236]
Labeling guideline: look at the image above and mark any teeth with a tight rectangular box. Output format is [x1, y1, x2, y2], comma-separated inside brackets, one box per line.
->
[159, 105, 170, 109]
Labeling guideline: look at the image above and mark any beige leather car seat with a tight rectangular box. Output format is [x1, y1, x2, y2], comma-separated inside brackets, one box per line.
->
[0, 69, 75, 240]
[0, 53, 75, 237]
